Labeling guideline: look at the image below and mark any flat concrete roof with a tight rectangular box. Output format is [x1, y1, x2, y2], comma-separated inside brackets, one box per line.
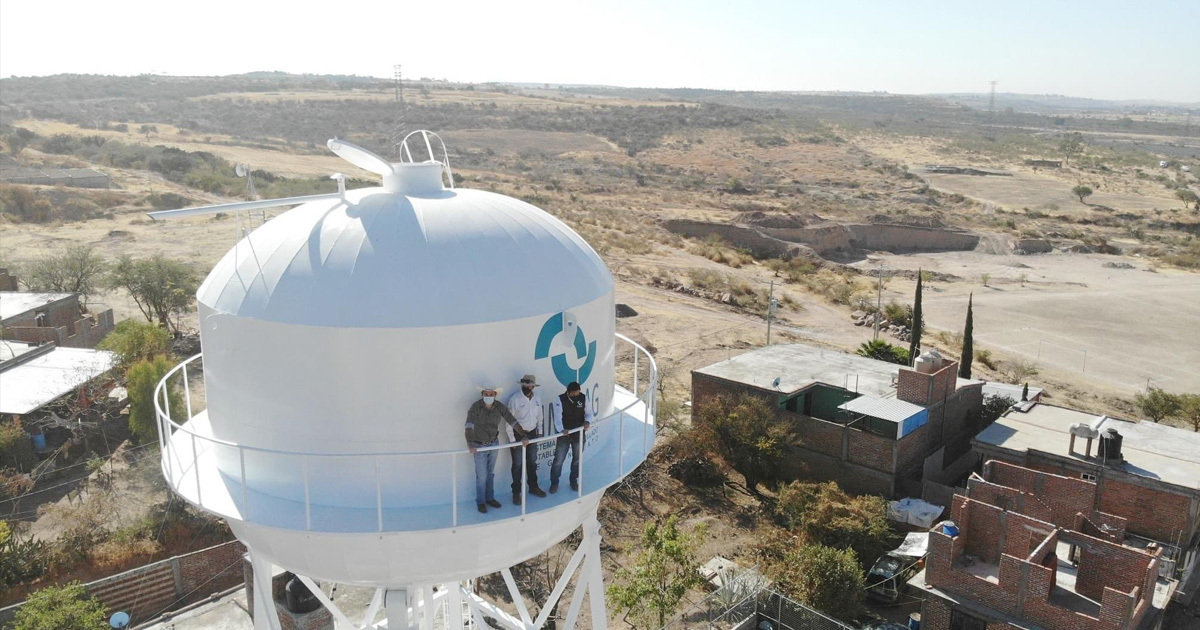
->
[694, 343, 899, 398]
[0, 291, 75, 321]
[0, 345, 117, 414]
[0, 340, 37, 361]
[975, 403, 1200, 491]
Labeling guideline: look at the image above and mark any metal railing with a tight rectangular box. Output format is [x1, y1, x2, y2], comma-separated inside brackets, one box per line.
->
[662, 567, 854, 630]
[154, 334, 656, 533]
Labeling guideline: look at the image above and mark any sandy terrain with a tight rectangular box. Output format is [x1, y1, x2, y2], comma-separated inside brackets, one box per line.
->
[924, 171, 1175, 215]
[853, 251, 1200, 396]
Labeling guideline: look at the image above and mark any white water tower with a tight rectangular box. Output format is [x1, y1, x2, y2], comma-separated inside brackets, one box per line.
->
[152, 132, 657, 629]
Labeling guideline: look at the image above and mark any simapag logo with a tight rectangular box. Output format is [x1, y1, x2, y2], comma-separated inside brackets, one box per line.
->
[534, 311, 596, 388]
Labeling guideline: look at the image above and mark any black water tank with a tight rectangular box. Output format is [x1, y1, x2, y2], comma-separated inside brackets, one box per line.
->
[284, 574, 321, 614]
[1099, 428, 1123, 461]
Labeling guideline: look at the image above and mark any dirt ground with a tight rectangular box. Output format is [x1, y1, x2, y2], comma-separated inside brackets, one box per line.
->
[852, 251, 1200, 396]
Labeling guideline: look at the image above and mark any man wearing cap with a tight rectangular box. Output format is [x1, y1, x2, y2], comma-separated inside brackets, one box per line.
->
[506, 374, 548, 505]
[549, 381, 593, 493]
[465, 386, 518, 513]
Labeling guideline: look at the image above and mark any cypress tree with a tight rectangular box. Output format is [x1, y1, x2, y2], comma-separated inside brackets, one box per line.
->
[908, 270, 923, 365]
[959, 293, 974, 379]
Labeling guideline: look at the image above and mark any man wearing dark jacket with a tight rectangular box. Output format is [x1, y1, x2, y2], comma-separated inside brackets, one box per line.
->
[465, 386, 518, 513]
[549, 381, 594, 493]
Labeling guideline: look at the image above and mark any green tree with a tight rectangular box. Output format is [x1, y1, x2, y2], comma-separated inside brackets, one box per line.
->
[138, 124, 158, 140]
[1177, 394, 1200, 432]
[1135, 387, 1181, 423]
[1176, 189, 1199, 210]
[6, 128, 37, 155]
[22, 244, 108, 299]
[775, 481, 894, 569]
[767, 544, 864, 621]
[608, 516, 706, 629]
[959, 293, 974, 379]
[908, 270, 923, 365]
[693, 394, 795, 492]
[855, 339, 910, 365]
[982, 395, 1016, 424]
[12, 582, 107, 630]
[98, 319, 172, 367]
[1060, 132, 1084, 164]
[1072, 185, 1093, 203]
[109, 255, 198, 331]
[127, 355, 176, 443]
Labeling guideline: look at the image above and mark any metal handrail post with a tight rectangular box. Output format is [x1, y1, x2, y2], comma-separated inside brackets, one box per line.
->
[240, 449, 249, 521]
[618, 404, 625, 476]
[521, 443, 528, 519]
[450, 453, 458, 528]
[191, 433, 202, 504]
[375, 456, 383, 532]
[633, 352, 639, 397]
[182, 363, 192, 421]
[303, 456, 312, 531]
[577, 428, 584, 500]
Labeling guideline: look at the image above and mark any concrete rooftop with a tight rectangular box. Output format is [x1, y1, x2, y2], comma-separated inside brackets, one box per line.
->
[975, 403, 1200, 491]
[694, 343, 899, 398]
[142, 584, 380, 629]
[0, 291, 75, 321]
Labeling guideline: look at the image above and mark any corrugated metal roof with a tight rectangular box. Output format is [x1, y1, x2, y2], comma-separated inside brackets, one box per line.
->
[838, 395, 925, 423]
[0, 346, 117, 414]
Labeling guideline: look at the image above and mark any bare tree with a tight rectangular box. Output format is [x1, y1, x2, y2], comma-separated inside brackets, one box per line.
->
[24, 244, 108, 300]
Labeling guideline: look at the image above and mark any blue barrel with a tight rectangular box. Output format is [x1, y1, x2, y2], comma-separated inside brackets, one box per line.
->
[31, 433, 46, 450]
[908, 612, 921, 630]
[941, 522, 959, 537]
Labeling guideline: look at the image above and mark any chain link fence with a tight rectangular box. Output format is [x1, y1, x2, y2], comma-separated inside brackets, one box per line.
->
[662, 568, 854, 630]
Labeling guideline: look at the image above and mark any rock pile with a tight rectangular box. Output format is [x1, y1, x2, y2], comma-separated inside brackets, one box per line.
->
[850, 311, 912, 341]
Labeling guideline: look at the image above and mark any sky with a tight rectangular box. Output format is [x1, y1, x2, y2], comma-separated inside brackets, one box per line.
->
[2, 0, 1197, 103]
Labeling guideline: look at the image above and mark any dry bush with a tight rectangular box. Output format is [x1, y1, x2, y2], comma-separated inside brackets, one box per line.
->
[88, 539, 162, 573]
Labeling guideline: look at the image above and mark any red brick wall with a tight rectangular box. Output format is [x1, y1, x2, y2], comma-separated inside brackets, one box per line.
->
[898, 369, 933, 405]
[1099, 477, 1193, 542]
[783, 411, 843, 458]
[921, 595, 1019, 630]
[984, 461, 1097, 529]
[177, 540, 247, 603]
[846, 429, 893, 472]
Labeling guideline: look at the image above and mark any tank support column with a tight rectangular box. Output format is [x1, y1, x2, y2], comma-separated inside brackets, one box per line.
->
[385, 588, 411, 629]
[563, 512, 607, 630]
[249, 553, 283, 630]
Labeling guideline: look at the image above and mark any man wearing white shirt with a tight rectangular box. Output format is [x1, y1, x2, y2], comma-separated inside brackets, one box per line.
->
[507, 374, 548, 505]
[549, 381, 593, 493]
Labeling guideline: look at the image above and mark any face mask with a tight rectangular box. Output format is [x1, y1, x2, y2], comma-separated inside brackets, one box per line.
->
[483, 396, 495, 405]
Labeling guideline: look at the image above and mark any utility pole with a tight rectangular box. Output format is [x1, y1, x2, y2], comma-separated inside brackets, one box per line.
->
[766, 281, 777, 345]
[873, 262, 886, 341]
[390, 64, 408, 160]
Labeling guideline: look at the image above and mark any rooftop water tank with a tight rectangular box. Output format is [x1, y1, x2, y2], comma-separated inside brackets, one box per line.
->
[154, 135, 657, 602]
[914, 348, 943, 374]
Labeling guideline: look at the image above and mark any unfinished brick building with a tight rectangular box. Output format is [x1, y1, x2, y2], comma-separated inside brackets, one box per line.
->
[0, 291, 114, 348]
[910, 472, 1174, 630]
[691, 344, 984, 496]
[973, 403, 1200, 602]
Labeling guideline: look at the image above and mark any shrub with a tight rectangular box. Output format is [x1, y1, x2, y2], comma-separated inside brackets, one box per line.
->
[0, 522, 50, 588]
[12, 582, 107, 630]
[856, 339, 910, 365]
[761, 541, 865, 621]
[127, 356, 176, 443]
[98, 319, 171, 367]
[1136, 387, 1181, 423]
[775, 481, 894, 568]
[692, 394, 795, 492]
[981, 395, 1016, 424]
[975, 348, 997, 370]
[608, 516, 706, 629]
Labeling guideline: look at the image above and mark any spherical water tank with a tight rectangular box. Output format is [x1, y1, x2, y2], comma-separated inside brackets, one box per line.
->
[159, 153, 656, 587]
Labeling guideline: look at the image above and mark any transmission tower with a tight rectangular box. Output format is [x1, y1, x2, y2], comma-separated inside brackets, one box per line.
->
[389, 64, 408, 160]
[988, 81, 998, 120]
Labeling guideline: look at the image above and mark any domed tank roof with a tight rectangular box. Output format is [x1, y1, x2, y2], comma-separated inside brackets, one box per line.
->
[197, 184, 612, 328]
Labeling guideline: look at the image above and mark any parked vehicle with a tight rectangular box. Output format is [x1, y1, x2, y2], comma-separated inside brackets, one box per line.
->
[866, 533, 928, 604]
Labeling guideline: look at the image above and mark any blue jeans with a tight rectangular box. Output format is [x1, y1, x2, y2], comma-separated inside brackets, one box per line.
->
[551, 432, 583, 487]
[471, 440, 498, 505]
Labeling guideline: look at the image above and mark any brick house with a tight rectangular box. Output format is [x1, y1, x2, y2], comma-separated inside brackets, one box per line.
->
[691, 344, 984, 497]
[908, 463, 1175, 630]
[972, 403, 1200, 601]
[0, 291, 114, 348]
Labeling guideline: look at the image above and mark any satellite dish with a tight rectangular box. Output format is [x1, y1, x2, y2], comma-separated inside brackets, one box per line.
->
[109, 611, 130, 629]
[235, 163, 249, 178]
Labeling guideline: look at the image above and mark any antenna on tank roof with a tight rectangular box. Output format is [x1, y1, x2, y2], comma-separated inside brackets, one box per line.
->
[390, 64, 408, 160]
